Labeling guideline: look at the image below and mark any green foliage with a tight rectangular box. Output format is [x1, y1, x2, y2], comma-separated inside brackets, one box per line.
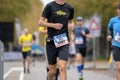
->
[0, 0, 43, 31]
[0, 0, 32, 21]
[66, 0, 119, 37]
[66, 0, 119, 18]
[0, 0, 43, 43]
[20, 0, 43, 32]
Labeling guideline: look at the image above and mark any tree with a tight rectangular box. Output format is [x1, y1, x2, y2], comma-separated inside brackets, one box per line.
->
[0, 0, 32, 21]
[20, 0, 43, 33]
[0, 0, 43, 43]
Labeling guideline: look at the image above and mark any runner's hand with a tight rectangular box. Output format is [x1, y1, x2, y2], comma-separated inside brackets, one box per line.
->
[53, 23, 63, 30]
[68, 23, 74, 30]
[22, 44, 27, 47]
[82, 30, 86, 36]
[107, 35, 112, 42]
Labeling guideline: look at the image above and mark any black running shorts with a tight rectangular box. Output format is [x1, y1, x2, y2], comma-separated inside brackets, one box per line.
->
[46, 41, 69, 65]
[22, 50, 31, 59]
[112, 46, 120, 61]
[75, 46, 86, 58]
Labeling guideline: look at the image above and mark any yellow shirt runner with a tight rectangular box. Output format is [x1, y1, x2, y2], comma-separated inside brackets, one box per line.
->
[19, 34, 32, 52]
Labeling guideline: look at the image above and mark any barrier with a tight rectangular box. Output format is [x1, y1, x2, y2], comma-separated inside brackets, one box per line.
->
[0, 40, 4, 80]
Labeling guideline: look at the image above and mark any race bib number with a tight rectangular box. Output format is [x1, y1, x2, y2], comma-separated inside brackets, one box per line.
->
[75, 37, 84, 44]
[53, 33, 69, 48]
[115, 32, 120, 42]
[24, 41, 30, 46]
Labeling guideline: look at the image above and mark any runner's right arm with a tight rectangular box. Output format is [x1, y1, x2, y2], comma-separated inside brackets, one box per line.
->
[18, 36, 24, 47]
[39, 17, 63, 30]
[107, 19, 113, 42]
[38, 3, 63, 30]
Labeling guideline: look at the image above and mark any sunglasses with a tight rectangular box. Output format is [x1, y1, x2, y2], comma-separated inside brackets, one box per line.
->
[77, 20, 82, 21]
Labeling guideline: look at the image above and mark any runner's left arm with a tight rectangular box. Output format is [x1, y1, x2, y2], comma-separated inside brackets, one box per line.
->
[83, 28, 92, 40]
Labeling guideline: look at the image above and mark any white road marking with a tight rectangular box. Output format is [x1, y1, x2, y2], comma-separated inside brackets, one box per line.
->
[4, 68, 14, 79]
[4, 67, 23, 80]
[19, 68, 24, 80]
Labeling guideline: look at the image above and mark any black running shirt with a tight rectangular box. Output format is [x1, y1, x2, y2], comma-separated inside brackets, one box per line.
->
[42, 1, 74, 37]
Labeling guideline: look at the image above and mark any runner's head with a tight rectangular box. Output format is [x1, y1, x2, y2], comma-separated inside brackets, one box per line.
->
[24, 28, 28, 35]
[76, 16, 83, 27]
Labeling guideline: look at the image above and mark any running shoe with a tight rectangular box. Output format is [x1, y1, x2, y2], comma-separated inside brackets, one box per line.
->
[79, 75, 83, 80]
[27, 69, 30, 73]
[24, 68, 26, 73]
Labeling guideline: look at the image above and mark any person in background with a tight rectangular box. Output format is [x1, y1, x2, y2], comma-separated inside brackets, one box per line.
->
[31, 34, 38, 66]
[19, 28, 33, 73]
[107, 4, 120, 80]
[71, 16, 91, 80]
[67, 41, 76, 69]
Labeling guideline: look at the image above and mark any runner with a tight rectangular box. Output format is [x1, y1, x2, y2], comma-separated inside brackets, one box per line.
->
[107, 4, 120, 80]
[31, 34, 38, 66]
[67, 41, 76, 69]
[71, 16, 91, 80]
[19, 28, 33, 73]
[39, 26, 59, 80]
[38, 0, 74, 80]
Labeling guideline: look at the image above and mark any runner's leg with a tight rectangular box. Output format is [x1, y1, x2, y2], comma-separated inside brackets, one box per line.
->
[48, 64, 57, 80]
[58, 60, 67, 80]
[22, 52, 27, 73]
[116, 61, 120, 80]
[76, 53, 84, 76]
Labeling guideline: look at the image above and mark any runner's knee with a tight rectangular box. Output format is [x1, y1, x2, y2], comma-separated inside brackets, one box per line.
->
[47, 65, 56, 75]
[49, 69, 56, 75]
[59, 64, 66, 72]
[117, 65, 120, 71]
[116, 62, 120, 71]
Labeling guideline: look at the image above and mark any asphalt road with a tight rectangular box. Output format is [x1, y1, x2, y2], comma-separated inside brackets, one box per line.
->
[4, 60, 116, 80]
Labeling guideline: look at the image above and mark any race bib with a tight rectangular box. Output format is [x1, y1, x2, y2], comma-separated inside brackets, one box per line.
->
[115, 32, 120, 42]
[75, 37, 84, 44]
[53, 33, 69, 48]
[24, 41, 30, 46]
